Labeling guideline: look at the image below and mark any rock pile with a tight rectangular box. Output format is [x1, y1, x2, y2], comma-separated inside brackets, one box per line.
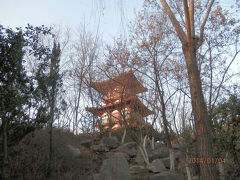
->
[88, 136, 185, 180]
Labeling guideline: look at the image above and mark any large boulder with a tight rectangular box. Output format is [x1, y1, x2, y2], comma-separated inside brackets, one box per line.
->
[130, 165, 148, 174]
[172, 144, 180, 150]
[11, 129, 92, 179]
[80, 139, 93, 148]
[91, 144, 109, 152]
[98, 153, 131, 180]
[116, 142, 138, 157]
[148, 159, 167, 173]
[106, 151, 130, 162]
[149, 147, 169, 162]
[88, 173, 100, 180]
[101, 136, 120, 149]
[67, 144, 81, 157]
[150, 171, 184, 180]
[192, 176, 202, 180]
[162, 151, 181, 169]
[161, 157, 170, 169]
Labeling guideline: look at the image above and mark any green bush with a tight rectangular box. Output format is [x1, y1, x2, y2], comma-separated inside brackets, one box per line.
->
[211, 95, 240, 179]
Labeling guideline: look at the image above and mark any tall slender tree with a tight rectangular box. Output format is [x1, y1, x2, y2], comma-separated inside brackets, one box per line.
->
[33, 41, 62, 178]
[158, 0, 217, 179]
[47, 42, 61, 178]
[0, 26, 30, 180]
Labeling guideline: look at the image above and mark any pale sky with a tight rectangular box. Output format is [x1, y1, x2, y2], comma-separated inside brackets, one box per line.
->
[0, 0, 144, 40]
[0, 0, 237, 40]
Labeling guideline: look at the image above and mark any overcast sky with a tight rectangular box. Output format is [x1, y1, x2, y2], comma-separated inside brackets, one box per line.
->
[0, 0, 144, 41]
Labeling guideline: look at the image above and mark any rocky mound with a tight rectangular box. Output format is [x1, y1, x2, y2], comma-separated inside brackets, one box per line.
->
[10, 129, 186, 180]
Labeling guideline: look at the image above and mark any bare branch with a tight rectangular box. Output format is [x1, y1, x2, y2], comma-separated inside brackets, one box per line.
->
[189, 0, 195, 38]
[198, 0, 215, 47]
[183, 0, 192, 42]
[212, 50, 240, 109]
[160, 0, 187, 44]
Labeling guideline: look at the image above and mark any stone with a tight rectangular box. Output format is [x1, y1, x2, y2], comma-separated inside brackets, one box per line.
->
[93, 174, 100, 180]
[106, 152, 130, 162]
[174, 150, 182, 160]
[161, 157, 170, 169]
[148, 159, 167, 173]
[135, 149, 146, 166]
[116, 142, 138, 157]
[122, 152, 130, 161]
[80, 139, 93, 148]
[131, 175, 151, 180]
[149, 147, 169, 162]
[150, 171, 184, 180]
[101, 136, 120, 149]
[192, 176, 201, 180]
[88, 173, 100, 180]
[91, 144, 109, 152]
[130, 165, 148, 174]
[66, 145, 81, 157]
[172, 144, 180, 150]
[99, 153, 131, 180]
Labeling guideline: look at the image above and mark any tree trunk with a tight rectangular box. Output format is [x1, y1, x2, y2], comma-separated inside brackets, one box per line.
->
[2, 117, 9, 180]
[169, 149, 175, 171]
[151, 136, 155, 150]
[152, 49, 175, 170]
[47, 95, 55, 178]
[121, 128, 126, 144]
[139, 136, 150, 166]
[218, 163, 225, 180]
[74, 89, 81, 135]
[47, 52, 57, 178]
[159, 93, 175, 170]
[159, 0, 217, 178]
[1, 96, 9, 180]
[185, 162, 192, 180]
[183, 44, 217, 179]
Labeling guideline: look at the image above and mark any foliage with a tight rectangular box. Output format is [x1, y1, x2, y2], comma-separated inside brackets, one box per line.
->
[181, 126, 198, 166]
[0, 25, 31, 127]
[180, 126, 199, 176]
[0, 24, 55, 140]
[0, 25, 37, 154]
[0, 24, 65, 179]
[33, 41, 62, 125]
[212, 94, 240, 179]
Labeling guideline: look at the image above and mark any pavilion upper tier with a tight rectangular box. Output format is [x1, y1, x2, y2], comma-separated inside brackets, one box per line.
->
[90, 71, 147, 97]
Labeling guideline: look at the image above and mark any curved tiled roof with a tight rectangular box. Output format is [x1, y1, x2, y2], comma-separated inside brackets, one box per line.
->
[90, 71, 147, 96]
[85, 96, 154, 117]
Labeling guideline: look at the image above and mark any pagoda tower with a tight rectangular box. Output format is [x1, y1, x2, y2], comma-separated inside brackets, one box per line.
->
[86, 71, 153, 130]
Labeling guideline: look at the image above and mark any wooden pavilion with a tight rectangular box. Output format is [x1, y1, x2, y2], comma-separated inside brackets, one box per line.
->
[86, 71, 153, 130]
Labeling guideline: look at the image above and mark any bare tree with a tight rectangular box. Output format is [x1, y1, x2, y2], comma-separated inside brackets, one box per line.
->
[128, 8, 183, 170]
[65, 26, 100, 134]
[157, 0, 217, 178]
